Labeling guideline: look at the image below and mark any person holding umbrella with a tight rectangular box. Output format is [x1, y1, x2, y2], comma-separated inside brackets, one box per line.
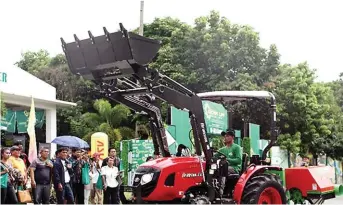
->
[52, 135, 90, 204]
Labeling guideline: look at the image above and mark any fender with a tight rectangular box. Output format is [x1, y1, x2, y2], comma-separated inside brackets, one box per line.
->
[233, 165, 283, 204]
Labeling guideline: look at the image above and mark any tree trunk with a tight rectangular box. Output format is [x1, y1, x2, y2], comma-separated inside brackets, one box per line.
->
[287, 150, 291, 168]
[313, 154, 318, 166]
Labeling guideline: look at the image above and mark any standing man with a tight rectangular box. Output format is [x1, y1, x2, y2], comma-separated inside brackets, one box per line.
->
[53, 147, 74, 204]
[30, 147, 53, 204]
[102, 148, 122, 204]
[68, 148, 84, 204]
[102, 148, 120, 168]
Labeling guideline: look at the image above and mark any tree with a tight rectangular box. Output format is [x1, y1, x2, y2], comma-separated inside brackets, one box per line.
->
[142, 11, 281, 131]
[0, 92, 6, 116]
[70, 99, 137, 147]
[15, 51, 96, 135]
[15, 50, 51, 74]
[274, 63, 343, 162]
[277, 132, 301, 167]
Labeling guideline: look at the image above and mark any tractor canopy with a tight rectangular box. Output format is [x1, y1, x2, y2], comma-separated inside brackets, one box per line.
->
[60, 23, 161, 81]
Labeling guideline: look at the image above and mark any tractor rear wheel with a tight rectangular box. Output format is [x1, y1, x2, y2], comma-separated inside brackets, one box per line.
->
[241, 173, 287, 204]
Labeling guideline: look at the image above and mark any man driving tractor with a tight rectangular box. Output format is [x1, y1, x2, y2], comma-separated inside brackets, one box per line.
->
[216, 129, 243, 174]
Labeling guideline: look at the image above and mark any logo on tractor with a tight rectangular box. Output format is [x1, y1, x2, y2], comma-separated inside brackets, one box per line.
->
[182, 172, 203, 178]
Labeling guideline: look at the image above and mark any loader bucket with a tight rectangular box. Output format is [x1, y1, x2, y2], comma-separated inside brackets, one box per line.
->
[60, 23, 161, 81]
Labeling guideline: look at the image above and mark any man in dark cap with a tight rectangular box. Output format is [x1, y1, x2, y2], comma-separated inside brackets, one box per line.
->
[216, 129, 242, 175]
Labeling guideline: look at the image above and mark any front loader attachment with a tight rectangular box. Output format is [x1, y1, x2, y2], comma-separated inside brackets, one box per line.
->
[61, 23, 161, 81]
[61, 23, 213, 166]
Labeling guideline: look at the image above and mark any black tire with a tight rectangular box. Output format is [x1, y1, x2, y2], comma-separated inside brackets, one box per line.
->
[190, 196, 210, 205]
[241, 173, 287, 204]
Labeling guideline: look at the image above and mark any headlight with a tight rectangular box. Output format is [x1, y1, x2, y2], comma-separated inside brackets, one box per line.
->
[141, 173, 154, 185]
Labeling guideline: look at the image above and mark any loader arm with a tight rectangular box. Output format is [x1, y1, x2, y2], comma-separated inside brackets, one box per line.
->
[94, 79, 171, 157]
[61, 23, 213, 164]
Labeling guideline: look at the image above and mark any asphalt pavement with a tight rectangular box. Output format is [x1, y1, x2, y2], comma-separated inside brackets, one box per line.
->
[324, 195, 343, 204]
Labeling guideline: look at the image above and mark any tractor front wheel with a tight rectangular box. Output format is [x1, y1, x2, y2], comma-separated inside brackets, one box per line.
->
[241, 173, 287, 204]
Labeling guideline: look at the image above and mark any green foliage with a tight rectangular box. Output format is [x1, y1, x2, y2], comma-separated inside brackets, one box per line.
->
[142, 10, 281, 136]
[120, 140, 129, 185]
[70, 99, 136, 146]
[0, 92, 6, 116]
[15, 49, 51, 74]
[145, 11, 279, 93]
[242, 137, 251, 156]
[277, 132, 301, 154]
[13, 10, 343, 161]
[274, 63, 343, 159]
[210, 136, 224, 150]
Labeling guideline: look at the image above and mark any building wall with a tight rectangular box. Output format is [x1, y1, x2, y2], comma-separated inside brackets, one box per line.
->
[0, 65, 58, 158]
[0, 65, 56, 100]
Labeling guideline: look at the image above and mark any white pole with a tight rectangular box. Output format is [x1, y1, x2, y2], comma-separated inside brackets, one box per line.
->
[139, 0, 144, 36]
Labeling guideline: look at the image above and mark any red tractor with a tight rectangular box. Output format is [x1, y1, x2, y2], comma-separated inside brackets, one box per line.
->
[61, 23, 338, 204]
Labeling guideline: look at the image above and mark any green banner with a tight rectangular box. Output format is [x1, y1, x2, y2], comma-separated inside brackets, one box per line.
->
[16, 110, 45, 133]
[129, 139, 154, 170]
[249, 123, 260, 156]
[202, 100, 228, 135]
[16, 110, 29, 133]
[0, 110, 16, 132]
[234, 130, 241, 146]
[35, 111, 45, 128]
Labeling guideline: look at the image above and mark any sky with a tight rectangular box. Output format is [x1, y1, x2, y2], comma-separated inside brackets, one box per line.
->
[0, 0, 342, 82]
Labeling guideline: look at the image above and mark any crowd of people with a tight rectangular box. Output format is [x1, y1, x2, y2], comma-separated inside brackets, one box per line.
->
[1, 143, 122, 205]
[1, 139, 217, 205]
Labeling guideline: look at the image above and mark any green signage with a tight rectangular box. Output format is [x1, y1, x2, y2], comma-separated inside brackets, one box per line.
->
[128, 139, 154, 170]
[0, 72, 7, 83]
[16, 110, 45, 133]
[0, 110, 16, 132]
[202, 100, 228, 135]
[0, 108, 45, 133]
[249, 123, 260, 156]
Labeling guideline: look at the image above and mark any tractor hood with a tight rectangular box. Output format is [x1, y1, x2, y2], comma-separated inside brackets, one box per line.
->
[140, 156, 206, 170]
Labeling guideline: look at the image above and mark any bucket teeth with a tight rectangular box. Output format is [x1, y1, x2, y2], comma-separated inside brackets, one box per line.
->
[60, 23, 161, 81]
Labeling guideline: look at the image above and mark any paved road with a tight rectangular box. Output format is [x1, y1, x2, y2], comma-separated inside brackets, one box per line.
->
[324, 196, 343, 204]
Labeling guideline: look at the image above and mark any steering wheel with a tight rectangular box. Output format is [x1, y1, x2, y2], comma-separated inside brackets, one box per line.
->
[213, 150, 227, 160]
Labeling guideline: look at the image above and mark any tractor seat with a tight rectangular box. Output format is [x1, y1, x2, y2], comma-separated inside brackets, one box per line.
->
[227, 173, 240, 179]
[227, 153, 249, 179]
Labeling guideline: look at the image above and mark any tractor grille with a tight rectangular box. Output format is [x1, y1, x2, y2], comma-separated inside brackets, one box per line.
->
[133, 166, 160, 197]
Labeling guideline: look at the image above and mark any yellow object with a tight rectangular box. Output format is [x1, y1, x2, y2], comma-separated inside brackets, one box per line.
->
[9, 156, 26, 176]
[91, 132, 109, 160]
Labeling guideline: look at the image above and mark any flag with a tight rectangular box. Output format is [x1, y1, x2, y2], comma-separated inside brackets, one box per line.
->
[27, 97, 37, 163]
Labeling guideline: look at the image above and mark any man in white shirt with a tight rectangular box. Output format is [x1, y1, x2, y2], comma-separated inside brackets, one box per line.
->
[101, 157, 119, 204]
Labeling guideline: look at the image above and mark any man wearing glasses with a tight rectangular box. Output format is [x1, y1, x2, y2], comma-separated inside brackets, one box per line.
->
[29, 147, 53, 204]
[53, 147, 74, 204]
